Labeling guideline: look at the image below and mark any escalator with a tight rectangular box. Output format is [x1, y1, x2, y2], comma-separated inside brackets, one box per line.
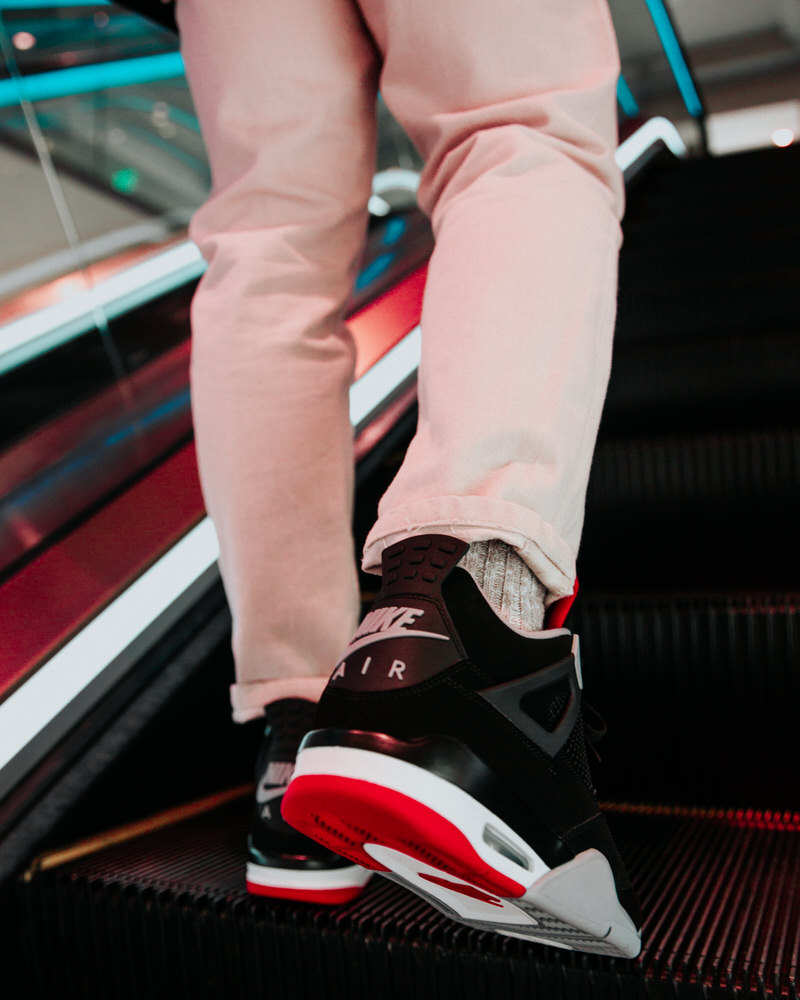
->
[4, 138, 798, 999]
[1, 3, 799, 996]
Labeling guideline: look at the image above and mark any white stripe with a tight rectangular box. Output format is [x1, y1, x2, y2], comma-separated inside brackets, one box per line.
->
[343, 628, 449, 657]
[349, 324, 421, 427]
[245, 861, 371, 891]
[0, 241, 205, 375]
[0, 220, 182, 299]
[371, 167, 420, 197]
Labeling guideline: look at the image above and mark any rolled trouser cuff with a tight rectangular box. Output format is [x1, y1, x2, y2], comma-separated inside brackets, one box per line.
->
[363, 495, 575, 601]
[230, 676, 329, 724]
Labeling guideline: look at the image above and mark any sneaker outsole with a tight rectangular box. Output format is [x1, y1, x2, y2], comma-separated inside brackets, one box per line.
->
[282, 745, 641, 958]
[245, 860, 371, 904]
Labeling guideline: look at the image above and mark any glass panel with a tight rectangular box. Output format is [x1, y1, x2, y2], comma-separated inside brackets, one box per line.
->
[0, 2, 209, 309]
[0, 2, 434, 585]
[0, 7, 89, 317]
[609, 0, 705, 127]
[0, 2, 205, 579]
[3, 3, 207, 224]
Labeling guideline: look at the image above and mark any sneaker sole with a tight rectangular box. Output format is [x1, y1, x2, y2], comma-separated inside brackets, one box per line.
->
[246, 859, 371, 904]
[282, 744, 641, 958]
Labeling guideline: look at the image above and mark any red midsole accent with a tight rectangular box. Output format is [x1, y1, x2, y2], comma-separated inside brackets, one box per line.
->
[418, 872, 504, 906]
[245, 881, 364, 905]
[282, 774, 526, 900]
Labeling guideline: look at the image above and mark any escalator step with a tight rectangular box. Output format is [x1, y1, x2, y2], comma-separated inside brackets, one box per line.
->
[623, 145, 800, 219]
[600, 329, 800, 433]
[615, 274, 799, 344]
[573, 591, 800, 808]
[590, 427, 800, 510]
[614, 144, 800, 352]
[16, 796, 799, 1000]
[582, 427, 800, 586]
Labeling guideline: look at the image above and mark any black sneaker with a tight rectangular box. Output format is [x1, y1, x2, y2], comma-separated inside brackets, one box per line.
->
[246, 697, 371, 903]
[281, 535, 642, 956]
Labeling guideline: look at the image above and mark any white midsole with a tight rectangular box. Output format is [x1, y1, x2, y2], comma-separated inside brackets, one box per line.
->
[292, 745, 550, 889]
[290, 745, 641, 957]
[246, 861, 372, 891]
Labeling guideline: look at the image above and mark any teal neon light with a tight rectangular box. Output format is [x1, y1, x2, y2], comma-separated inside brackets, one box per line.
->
[643, 0, 703, 118]
[0, 1, 109, 8]
[616, 75, 639, 118]
[0, 51, 185, 109]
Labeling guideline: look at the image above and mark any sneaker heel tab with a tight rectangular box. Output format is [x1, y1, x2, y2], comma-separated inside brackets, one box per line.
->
[379, 534, 469, 595]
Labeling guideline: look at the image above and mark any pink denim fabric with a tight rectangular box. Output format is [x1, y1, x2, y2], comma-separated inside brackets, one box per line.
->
[176, 0, 624, 721]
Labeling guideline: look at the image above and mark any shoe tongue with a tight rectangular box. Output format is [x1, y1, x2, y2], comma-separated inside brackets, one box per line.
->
[379, 535, 468, 596]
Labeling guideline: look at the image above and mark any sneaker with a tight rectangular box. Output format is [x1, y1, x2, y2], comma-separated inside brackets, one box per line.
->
[246, 697, 371, 903]
[281, 535, 642, 956]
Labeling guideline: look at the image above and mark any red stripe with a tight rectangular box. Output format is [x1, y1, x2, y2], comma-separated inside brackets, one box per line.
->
[0, 443, 204, 699]
[282, 774, 527, 899]
[418, 872, 504, 906]
[351, 265, 427, 378]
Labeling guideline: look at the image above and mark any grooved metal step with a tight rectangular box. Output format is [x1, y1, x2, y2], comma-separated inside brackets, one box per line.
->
[589, 427, 800, 512]
[16, 795, 800, 1000]
[616, 145, 800, 345]
[572, 591, 800, 808]
[602, 144, 800, 434]
[582, 427, 800, 587]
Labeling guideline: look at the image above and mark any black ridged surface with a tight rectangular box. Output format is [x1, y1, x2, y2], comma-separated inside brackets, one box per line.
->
[616, 145, 800, 346]
[573, 591, 800, 808]
[588, 427, 800, 513]
[17, 797, 799, 1000]
[604, 144, 800, 434]
[582, 427, 800, 587]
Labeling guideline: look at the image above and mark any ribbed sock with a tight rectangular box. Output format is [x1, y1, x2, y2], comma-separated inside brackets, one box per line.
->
[458, 539, 546, 633]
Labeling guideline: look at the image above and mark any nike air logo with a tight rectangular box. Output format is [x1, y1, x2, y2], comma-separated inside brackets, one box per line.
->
[344, 605, 449, 657]
[330, 602, 460, 689]
[257, 786, 286, 819]
[256, 761, 295, 819]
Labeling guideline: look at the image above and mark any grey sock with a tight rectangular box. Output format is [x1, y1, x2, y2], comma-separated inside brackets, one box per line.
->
[458, 539, 546, 633]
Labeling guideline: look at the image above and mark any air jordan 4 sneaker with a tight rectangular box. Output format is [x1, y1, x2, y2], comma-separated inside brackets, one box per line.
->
[246, 697, 371, 903]
[282, 535, 642, 956]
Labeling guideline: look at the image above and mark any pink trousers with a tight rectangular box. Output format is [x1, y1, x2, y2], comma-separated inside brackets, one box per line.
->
[176, 0, 625, 721]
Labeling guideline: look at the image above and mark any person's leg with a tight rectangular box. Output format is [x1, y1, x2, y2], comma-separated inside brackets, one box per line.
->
[177, 0, 379, 722]
[176, 0, 379, 899]
[359, 0, 624, 602]
[283, 0, 642, 956]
